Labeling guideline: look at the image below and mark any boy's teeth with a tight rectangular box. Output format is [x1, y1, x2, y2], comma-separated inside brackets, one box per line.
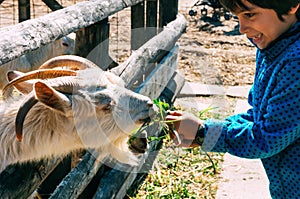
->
[254, 33, 262, 39]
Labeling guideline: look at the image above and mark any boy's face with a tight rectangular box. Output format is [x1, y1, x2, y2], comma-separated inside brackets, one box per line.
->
[234, 0, 298, 49]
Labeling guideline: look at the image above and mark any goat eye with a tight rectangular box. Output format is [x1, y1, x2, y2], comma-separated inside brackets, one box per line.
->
[92, 93, 112, 104]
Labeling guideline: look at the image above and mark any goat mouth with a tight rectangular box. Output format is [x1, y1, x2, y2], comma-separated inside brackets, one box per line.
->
[128, 129, 148, 154]
[129, 139, 148, 154]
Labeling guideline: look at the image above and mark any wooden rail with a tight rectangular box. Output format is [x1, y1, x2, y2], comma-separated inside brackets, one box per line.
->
[0, 0, 144, 65]
[0, 0, 185, 198]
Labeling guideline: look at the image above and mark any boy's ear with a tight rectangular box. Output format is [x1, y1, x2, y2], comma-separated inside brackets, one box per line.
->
[289, 4, 299, 14]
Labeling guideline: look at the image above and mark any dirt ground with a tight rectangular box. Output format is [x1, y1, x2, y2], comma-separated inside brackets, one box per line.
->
[0, 0, 256, 88]
[177, 1, 256, 86]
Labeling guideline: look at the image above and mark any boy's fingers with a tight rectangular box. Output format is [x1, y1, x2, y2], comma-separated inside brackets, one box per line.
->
[167, 110, 183, 116]
[165, 115, 181, 121]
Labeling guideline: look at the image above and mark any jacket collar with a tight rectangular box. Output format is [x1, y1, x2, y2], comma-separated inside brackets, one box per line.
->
[252, 21, 300, 59]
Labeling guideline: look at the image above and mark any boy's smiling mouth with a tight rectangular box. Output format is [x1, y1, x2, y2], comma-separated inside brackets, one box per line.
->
[249, 33, 263, 46]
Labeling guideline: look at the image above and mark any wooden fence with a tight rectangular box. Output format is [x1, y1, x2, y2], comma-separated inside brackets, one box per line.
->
[0, 0, 187, 198]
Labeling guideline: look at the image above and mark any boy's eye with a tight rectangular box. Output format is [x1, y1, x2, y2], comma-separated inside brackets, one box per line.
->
[244, 13, 255, 18]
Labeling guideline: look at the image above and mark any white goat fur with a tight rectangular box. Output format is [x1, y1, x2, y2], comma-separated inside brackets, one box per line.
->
[0, 68, 153, 172]
[0, 34, 75, 93]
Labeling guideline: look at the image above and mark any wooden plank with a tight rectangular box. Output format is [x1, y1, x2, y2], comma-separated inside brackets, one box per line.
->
[41, 0, 63, 11]
[159, 0, 178, 28]
[131, 1, 146, 50]
[159, 70, 186, 104]
[49, 150, 108, 199]
[111, 14, 187, 89]
[93, 71, 185, 199]
[136, 45, 179, 99]
[30, 156, 72, 198]
[0, 157, 64, 198]
[0, 0, 144, 65]
[76, 18, 118, 70]
[18, 0, 30, 22]
[146, 0, 158, 41]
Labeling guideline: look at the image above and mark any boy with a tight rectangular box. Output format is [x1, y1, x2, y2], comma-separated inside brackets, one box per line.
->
[166, 0, 300, 198]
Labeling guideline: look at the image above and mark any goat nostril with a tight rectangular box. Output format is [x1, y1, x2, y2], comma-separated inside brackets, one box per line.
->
[62, 42, 69, 47]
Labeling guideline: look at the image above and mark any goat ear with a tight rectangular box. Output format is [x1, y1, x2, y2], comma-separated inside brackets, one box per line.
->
[7, 71, 34, 94]
[34, 81, 71, 114]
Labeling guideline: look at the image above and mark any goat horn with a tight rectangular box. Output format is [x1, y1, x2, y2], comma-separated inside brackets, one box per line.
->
[38, 55, 100, 70]
[2, 69, 77, 96]
[15, 93, 38, 142]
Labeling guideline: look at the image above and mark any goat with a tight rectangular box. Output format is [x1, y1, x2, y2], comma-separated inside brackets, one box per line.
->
[0, 34, 75, 95]
[0, 55, 154, 172]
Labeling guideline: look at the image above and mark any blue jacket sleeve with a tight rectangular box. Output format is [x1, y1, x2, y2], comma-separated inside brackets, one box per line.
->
[202, 57, 300, 159]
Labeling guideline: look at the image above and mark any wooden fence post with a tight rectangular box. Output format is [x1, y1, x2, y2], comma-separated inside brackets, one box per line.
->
[145, 0, 158, 41]
[41, 0, 63, 11]
[75, 18, 117, 70]
[131, 0, 161, 50]
[131, 1, 146, 50]
[159, 0, 178, 29]
[34, 155, 72, 198]
[18, 0, 30, 22]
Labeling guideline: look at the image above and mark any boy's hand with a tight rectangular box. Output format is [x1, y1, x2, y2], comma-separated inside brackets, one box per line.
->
[166, 111, 204, 148]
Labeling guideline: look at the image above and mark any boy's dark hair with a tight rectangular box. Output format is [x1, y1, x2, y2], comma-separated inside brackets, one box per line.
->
[219, 0, 300, 21]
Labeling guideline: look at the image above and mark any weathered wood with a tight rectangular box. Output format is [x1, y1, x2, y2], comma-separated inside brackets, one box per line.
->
[0, 0, 144, 65]
[36, 156, 72, 197]
[111, 14, 186, 89]
[0, 2, 183, 197]
[136, 45, 179, 99]
[131, 1, 146, 50]
[160, 71, 186, 104]
[0, 0, 144, 196]
[80, 18, 118, 70]
[41, 0, 63, 11]
[94, 71, 185, 199]
[0, 157, 64, 198]
[18, 0, 30, 22]
[159, 0, 178, 28]
[48, 43, 181, 199]
[146, 0, 158, 41]
[49, 150, 109, 199]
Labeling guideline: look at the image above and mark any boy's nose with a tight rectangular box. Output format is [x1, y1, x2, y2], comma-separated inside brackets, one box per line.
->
[238, 18, 248, 34]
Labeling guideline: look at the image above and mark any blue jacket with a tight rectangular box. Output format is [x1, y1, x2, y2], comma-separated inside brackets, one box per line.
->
[203, 21, 300, 199]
